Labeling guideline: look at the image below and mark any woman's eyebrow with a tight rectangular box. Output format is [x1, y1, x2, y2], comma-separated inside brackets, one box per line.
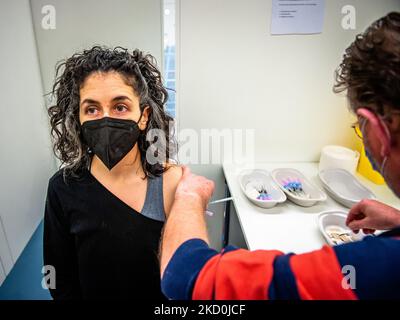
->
[112, 95, 132, 102]
[80, 98, 99, 106]
[80, 96, 132, 106]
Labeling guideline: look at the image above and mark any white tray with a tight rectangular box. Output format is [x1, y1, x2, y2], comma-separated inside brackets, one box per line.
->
[318, 210, 365, 246]
[238, 169, 287, 209]
[319, 168, 376, 208]
[271, 168, 327, 207]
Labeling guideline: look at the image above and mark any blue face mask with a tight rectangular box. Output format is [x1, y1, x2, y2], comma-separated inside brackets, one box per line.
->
[365, 149, 380, 172]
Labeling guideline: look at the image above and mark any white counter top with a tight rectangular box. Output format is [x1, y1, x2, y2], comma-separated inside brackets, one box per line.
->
[222, 162, 400, 254]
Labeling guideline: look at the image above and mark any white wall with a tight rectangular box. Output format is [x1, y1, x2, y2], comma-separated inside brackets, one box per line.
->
[179, 0, 400, 161]
[30, 0, 163, 97]
[0, 0, 56, 282]
[178, 0, 400, 249]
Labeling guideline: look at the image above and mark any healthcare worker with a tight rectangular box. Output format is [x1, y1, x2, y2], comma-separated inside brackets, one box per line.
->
[44, 46, 181, 299]
[160, 12, 400, 300]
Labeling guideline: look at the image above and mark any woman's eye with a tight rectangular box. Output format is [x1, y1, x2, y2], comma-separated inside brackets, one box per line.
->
[86, 107, 98, 115]
[114, 104, 128, 113]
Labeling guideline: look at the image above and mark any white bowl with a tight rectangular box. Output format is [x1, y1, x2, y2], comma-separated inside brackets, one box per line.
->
[319, 145, 360, 175]
[271, 168, 327, 207]
[238, 169, 287, 209]
[319, 168, 376, 208]
[318, 210, 364, 246]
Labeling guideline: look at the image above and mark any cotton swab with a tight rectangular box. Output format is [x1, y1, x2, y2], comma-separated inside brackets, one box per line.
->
[205, 197, 234, 216]
[209, 197, 234, 205]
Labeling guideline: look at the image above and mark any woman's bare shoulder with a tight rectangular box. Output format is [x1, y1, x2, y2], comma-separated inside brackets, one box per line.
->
[163, 164, 182, 181]
[162, 164, 183, 216]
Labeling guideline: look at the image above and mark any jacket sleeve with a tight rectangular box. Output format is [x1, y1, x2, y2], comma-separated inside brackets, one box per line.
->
[161, 238, 284, 300]
[161, 234, 400, 300]
[43, 179, 82, 299]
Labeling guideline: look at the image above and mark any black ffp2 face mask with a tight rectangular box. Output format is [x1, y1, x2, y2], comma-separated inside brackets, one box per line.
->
[81, 117, 142, 170]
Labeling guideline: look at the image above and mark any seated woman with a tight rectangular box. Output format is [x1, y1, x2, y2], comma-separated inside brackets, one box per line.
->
[43, 46, 181, 299]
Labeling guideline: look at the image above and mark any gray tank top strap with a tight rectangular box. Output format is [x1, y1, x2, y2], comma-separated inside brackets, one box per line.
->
[140, 174, 166, 222]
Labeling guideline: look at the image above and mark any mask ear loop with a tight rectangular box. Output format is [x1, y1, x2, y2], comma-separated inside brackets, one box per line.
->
[378, 115, 392, 178]
[379, 115, 393, 151]
[380, 155, 389, 178]
[359, 117, 367, 136]
[378, 118, 391, 179]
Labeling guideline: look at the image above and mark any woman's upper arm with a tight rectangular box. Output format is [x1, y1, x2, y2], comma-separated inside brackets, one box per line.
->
[162, 165, 183, 218]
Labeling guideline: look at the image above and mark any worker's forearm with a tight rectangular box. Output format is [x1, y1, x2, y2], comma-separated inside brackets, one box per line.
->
[160, 194, 209, 277]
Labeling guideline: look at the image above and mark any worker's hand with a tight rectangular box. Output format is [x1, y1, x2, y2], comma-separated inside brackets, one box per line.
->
[174, 166, 215, 212]
[346, 199, 400, 234]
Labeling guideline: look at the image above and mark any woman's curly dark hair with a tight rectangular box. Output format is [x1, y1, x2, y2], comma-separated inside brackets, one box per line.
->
[334, 12, 400, 116]
[48, 46, 176, 180]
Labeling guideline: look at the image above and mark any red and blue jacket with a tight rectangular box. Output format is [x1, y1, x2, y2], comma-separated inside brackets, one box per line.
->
[161, 227, 400, 300]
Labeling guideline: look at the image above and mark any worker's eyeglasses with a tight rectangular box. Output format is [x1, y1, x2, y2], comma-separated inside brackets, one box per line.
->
[351, 123, 363, 140]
